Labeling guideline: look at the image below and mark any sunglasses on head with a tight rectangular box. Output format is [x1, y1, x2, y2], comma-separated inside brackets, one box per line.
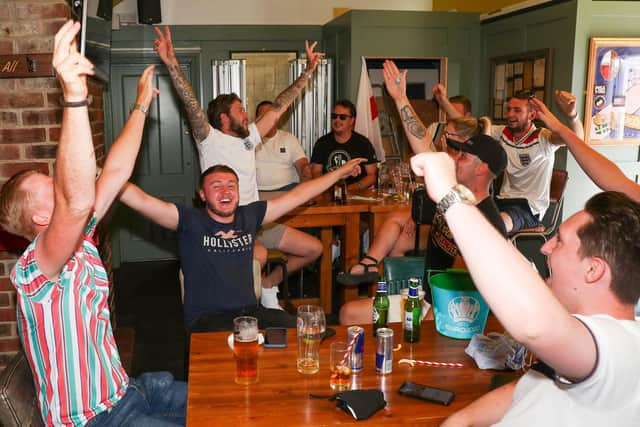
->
[331, 113, 352, 121]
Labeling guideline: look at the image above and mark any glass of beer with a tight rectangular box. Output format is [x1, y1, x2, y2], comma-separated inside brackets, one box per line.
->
[296, 305, 326, 374]
[233, 316, 259, 385]
[329, 341, 351, 390]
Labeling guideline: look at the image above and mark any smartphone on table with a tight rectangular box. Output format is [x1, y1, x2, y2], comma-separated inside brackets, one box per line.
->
[264, 327, 287, 348]
[398, 381, 455, 406]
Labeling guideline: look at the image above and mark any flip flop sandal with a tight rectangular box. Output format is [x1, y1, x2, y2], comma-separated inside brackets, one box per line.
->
[336, 255, 380, 286]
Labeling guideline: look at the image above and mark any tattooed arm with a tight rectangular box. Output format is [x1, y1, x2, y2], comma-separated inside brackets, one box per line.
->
[382, 60, 435, 154]
[255, 41, 325, 137]
[154, 26, 210, 143]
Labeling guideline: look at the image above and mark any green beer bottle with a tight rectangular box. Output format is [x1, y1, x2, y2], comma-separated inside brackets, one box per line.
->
[403, 278, 421, 343]
[372, 281, 390, 337]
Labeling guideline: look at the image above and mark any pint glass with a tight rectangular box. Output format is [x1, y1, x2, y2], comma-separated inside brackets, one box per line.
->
[296, 305, 326, 374]
[233, 316, 259, 384]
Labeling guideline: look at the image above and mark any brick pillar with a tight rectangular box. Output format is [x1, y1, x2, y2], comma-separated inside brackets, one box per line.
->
[0, 1, 107, 371]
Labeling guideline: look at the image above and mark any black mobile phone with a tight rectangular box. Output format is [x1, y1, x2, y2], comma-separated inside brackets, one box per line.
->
[264, 327, 287, 348]
[398, 381, 455, 406]
[321, 327, 336, 343]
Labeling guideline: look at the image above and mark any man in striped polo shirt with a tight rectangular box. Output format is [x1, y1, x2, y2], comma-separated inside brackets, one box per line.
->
[0, 21, 186, 426]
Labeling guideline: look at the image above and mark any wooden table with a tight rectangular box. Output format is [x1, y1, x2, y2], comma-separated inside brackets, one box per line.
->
[278, 194, 372, 313]
[187, 317, 512, 426]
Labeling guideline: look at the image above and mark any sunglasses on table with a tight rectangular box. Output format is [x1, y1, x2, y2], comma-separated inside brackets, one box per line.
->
[331, 113, 353, 121]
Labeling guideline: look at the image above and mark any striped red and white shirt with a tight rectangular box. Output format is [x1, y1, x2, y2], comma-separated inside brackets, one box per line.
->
[11, 213, 128, 426]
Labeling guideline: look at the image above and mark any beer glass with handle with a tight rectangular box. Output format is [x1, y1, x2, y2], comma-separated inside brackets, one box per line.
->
[296, 305, 326, 374]
[233, 316, 259, 384]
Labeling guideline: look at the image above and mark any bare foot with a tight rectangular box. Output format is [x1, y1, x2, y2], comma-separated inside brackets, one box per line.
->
[349, 259, 378, 275]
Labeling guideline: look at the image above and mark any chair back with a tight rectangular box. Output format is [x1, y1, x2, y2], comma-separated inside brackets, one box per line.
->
[411, 186, 436, 226]
[383, 256, 424, 295]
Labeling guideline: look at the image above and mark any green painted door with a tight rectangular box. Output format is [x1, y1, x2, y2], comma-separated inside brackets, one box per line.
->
[109, 59, 200, 263]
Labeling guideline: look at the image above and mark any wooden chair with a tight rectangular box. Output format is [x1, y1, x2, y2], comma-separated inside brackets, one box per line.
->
[510, 169, 569, 246]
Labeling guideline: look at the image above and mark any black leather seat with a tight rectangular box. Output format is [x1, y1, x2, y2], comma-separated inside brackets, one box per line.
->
[0, 350, 43, 427]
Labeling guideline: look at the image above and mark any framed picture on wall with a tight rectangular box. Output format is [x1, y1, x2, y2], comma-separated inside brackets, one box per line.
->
[489, 49, 551, 123]
[584, 37, 640, 145]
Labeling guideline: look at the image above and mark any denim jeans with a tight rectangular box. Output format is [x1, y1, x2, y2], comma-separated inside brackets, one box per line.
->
[86, 372, 187, 427]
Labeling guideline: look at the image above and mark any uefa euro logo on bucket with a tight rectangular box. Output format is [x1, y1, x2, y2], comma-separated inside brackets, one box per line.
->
[428, 269, 489, 339]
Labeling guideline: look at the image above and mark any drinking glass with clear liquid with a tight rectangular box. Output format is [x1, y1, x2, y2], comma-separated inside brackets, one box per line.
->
[296, 305, 326, 374]
[233, 316, 259, 384]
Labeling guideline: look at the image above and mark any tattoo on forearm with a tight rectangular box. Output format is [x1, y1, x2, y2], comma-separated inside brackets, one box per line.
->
[272, 75, 307, 112]
[167, 64, 209, 142]
[400, 105, 426, 139]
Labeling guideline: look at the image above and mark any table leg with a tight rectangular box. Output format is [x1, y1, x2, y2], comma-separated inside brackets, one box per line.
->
[341, 214, 361, 304]
[320, 227, 333, 314]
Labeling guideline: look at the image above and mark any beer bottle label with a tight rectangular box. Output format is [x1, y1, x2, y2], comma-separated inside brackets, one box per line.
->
[373, 307, 379, 323]
[404, 311, 413, 331]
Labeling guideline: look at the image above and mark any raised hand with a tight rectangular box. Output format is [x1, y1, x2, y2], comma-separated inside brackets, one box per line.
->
[135, 65, 160, 111]
[153, 26, 177, 65]
[337, 157, 367, 179]
[554, 89, 577, 119]
[432, 83, 448, 103]
[383, 60, 408, 101]
[410, 152, 456, 203]
[530, 97, 563, 132]
[53, 20, 94, 102]
[304, 40, 325, 74]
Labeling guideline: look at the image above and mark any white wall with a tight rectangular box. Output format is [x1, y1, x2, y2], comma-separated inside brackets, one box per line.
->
[114, 0, 433, 25]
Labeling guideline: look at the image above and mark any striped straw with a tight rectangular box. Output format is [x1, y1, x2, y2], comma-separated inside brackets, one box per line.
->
[339, 326, 362, 368]
[398, 358, 464, 368]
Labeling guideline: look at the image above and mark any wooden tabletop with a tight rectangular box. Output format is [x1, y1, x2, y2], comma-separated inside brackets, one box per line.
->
[187, 317, 513, 426]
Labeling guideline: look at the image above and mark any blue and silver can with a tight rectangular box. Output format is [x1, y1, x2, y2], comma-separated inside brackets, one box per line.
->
[375, 328, 394, 374]
[347, 326, 364, 373]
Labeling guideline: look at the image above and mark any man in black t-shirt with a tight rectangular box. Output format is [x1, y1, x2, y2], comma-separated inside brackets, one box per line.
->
[311, 99, 378, 192]
[120, 160, 364, 333]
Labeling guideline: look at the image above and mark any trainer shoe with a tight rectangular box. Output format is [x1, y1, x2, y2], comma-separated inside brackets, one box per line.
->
[260, 286, 283, 310]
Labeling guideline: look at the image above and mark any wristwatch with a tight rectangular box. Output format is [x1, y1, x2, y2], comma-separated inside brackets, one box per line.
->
[436, 184, 476, 215]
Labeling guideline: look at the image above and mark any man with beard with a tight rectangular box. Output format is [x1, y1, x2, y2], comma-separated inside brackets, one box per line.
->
[153, 26, 323, 310]
[119, 159, 365, 333]
[434, 87, 583, 233]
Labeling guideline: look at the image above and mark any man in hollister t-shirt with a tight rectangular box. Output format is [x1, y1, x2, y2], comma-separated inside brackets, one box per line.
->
[120, 159, 364, 333]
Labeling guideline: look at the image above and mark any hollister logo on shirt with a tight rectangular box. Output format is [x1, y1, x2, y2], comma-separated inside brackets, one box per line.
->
[519, 153, 531, 167]
[202, 230, 253, 253]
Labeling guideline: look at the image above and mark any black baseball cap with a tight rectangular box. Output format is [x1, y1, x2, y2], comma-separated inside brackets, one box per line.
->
[446, 134, 507, 176]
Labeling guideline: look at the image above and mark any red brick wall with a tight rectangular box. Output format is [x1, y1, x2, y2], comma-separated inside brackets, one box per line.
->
[0, 1, 106, 370]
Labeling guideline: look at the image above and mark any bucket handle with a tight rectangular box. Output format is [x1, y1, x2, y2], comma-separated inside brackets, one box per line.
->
[426, 268, 469, 282]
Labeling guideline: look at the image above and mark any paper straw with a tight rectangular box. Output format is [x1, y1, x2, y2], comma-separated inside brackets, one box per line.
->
[339, 327, 362, 368]
[398, 358, 464, 368]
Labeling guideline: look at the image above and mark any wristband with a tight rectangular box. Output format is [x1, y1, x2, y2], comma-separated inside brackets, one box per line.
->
[59, 96, 91, 108]
[130, 103, 149, 115]
[569, 113, 578, 121]
[302, 71, 313, 80]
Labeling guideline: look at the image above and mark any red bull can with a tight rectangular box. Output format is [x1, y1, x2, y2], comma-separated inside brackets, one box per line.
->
[347, 326, 364, 373]
[375, 328, 394, 374]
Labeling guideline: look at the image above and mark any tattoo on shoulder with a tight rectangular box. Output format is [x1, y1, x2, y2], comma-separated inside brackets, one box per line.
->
[400, 105, 426, 139]
[167, 64, 209, 142]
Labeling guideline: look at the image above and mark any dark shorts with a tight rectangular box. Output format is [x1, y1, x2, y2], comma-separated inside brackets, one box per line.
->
[495, 197, 541, 231]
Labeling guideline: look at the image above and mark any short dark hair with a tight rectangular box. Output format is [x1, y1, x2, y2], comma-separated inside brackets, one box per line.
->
[334, 99, 356, 118]
[449, 95, 472, 115]
[505, 90, 535, 113]
[207, 93, 242, 130]
[578, 191, 640, 305]
[199, 164, 239, 188]
[255, 100, 273, 118]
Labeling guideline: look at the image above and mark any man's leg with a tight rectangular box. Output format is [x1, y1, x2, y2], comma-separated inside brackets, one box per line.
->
[349, 210, 413, 275]
[496, 198, 540, 233]
[259, 224, 322, 309]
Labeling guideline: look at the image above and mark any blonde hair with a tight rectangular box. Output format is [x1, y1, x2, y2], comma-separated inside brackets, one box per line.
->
[449, 116, 491, 139]
[0, 170, 40, 239]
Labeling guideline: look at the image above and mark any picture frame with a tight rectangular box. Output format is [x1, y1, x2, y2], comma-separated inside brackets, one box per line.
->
[489, 49, 551, 123]
[584, 37, 640, 145]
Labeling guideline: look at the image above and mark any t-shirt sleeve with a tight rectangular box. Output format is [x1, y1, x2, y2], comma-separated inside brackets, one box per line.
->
[288, 134, 307, 162]
[247, 123, 261, 150]
[562, 315, 640, 409]
[246, 201, 268, 230]
[477, 198, 508, 237]
[310, 139, 326, 165]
